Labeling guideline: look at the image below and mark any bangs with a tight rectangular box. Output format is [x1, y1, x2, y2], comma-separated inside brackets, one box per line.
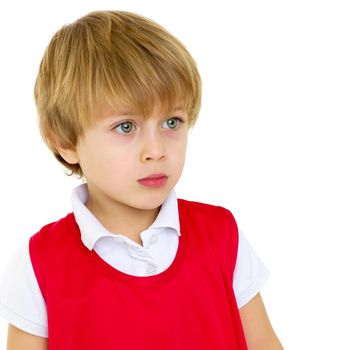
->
[96, 63, 195, 121]
[76, 11, 201, 125]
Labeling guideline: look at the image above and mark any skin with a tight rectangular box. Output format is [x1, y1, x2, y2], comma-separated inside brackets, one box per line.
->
[62, 101, 190, 245]
[7, 101, 283, 349]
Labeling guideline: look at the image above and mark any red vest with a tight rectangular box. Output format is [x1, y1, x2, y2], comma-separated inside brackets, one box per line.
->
[29, 199, 248, 349]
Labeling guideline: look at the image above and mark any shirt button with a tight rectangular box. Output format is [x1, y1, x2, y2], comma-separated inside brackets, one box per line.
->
[149, 234, 158, 245]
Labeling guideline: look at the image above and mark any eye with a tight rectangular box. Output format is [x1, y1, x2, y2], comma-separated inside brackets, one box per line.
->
[114, 121, 135, 134]
[163, 117, 184, 130]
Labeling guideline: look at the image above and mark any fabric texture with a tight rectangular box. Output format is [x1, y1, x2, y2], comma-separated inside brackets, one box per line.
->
[29, 198, 248, 349]
[0, 185, 270, 338]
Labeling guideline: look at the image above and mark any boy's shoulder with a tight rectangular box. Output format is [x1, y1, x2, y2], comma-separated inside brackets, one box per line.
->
[177, 197, 236, 223]
[178, 197, 229, 211]
[178, 197, 218, 208]
[177, 198, 239, 266]
[30, 212, 76, 244]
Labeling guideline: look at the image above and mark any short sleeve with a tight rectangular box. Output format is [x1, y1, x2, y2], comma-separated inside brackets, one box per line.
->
[0, 241, 48, 337]
[233, 228, 271, 309]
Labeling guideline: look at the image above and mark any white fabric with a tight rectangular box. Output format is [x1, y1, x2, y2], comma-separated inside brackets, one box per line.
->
[0, 184, 270, 338]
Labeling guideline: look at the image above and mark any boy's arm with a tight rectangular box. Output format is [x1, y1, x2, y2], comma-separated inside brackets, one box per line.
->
[7, 324, 48, 350]
[239, 293, 284, 350]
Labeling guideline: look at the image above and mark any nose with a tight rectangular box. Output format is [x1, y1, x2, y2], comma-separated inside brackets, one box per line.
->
[140, 129, 166, 162]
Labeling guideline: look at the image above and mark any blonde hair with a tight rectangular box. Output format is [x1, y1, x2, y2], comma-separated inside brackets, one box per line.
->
[34, 10, 202, 176]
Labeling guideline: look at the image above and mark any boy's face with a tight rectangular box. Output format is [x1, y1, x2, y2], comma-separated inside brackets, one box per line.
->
[61, 101, 189, 213]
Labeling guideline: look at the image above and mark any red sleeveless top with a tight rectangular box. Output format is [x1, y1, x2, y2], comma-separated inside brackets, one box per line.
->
[29, 199, 248, 349]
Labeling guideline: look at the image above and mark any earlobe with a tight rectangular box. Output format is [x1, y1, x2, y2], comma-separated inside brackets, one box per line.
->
[49, 134, 80, 165]
[56, 145, 80, 165]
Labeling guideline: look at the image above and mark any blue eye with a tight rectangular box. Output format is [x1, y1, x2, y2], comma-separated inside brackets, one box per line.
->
[114, 117, 184, 135]
[115, 121, 134, 134]
[164, 117, 184, 129]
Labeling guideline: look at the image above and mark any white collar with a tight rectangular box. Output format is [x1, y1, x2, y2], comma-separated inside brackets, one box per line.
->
[71, 183, 181, 251]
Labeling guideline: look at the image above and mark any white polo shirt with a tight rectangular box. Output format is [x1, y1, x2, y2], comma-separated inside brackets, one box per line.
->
[0, 184, 270, 338]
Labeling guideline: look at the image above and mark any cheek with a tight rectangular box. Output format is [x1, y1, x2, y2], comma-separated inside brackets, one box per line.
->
[175, 132, 188, 153]
[165, 127, 188, 146]
[170, 137, 188, 167]
[78, 140, 120, 174]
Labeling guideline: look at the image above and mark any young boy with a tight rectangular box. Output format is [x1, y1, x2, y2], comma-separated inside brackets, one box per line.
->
[0, 10, 283, 349]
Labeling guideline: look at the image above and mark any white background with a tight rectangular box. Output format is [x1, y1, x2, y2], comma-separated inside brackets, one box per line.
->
[0, 0, 349, 348]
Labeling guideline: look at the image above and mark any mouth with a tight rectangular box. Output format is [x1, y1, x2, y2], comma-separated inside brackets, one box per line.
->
[138, 173, 168, 181]
[137, 173, 168, 188]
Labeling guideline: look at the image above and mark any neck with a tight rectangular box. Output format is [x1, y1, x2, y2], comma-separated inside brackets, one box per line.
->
[85, 190, 161, 247]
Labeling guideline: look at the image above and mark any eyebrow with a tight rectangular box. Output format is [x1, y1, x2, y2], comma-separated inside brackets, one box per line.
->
[111, 106, 186, 118]
[115, 111, 135, 116]
[173, 106, 186, 112]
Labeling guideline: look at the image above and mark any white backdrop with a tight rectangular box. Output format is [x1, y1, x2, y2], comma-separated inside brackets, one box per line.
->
[0, 0, 349, 348]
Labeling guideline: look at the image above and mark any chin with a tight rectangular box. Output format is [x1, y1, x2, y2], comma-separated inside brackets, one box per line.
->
[136, 192, 169, 210]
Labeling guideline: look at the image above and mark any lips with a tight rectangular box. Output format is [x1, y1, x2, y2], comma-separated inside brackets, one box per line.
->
[138, 173, 168, 180]
[137, 173, 168, 188]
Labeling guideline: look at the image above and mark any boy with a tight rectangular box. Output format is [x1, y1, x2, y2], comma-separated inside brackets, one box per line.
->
[0, 10, 283, 349]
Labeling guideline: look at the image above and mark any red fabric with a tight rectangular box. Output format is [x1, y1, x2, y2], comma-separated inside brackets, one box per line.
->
[29, 199, 248, 349]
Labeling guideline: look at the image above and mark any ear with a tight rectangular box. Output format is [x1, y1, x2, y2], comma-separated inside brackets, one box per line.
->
[56, 143, 80, 165]
[58, 149, 79, 165]
[47, 132, 80, 165]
